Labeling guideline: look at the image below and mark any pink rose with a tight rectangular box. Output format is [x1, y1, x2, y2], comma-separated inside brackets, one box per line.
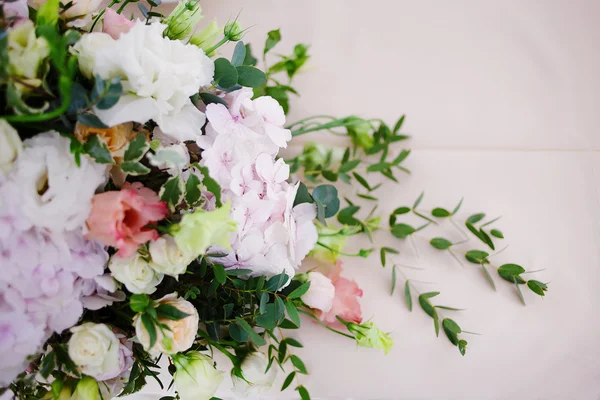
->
[102, 8, 135, 39]
[316, 261, 363, 327]
[86, 182, 168, 257]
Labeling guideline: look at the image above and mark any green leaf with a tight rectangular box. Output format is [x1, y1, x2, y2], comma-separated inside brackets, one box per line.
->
[256, 304, 278, 329]
[293, 182, 313, 206]
[141, 314, 157, 349]
[231, 41, 247, 66]
[466, 213, 486, 224]
[498, 263, 526, 284]
[391, 223, 415, 239]
[321, 170, 338, 182]
[338, 205, 361, 226]
[235, 317, 266, 346]
[481, 265, 497, 290]
[229, 323, 248, 342]
[430, 237, 453, 250]
[413, 192, 425, 209]
[392, 149, 410, 165]
[296, 386, 311, 400]
[121, 161, 150, 175]
[159, 175, 184, 212]
[214, 58, 238, 89]
[185, 174, 202, 207]
[288, 281, 311, 299]
[442, 319, 461, 345]
[213, 264, 226, 284]
[93, 76, 122, 110]
[458, 340, 467, 356]
[197, 166, 222, 207]
[266, 273, 289, 291]
[156, 304, 191, 320]
[393, 206, 411, 215]
[281, 371, 295, 391]
[466, 223, 495, 250]
[259, 292, 269, 314]
[236, 66, 267, 87]
[431, 208, 451, 218]
[515, 283, 526, 305]
[433, 313, 440, 337]
[243, 43, 258, 66]
[367, 162, 390, 172]
[464, 250, 490, 264]
[527, 280, 548, 296]
[290, 355, 307, 374]
[124, 133, 150, 162]
[390, 265, 397, 294]
[490, 229, 504, 239]
[312, 185, 340, 218]
[278, 340, 287, 363]
[452, 198, 464, 215]
[393, 115, 405, 134]
[418, 292, 439, 317]
[285, 300, 301, 327]
[129, 294, 150, 312]
[357, 193, 377, 201]
[352, 172, 372, 191]
[285, 338, 303, 348]
[264, 29, 281, 54]
[83, 134, 113, 164]
[226, 269, 253, 276]
[404, 280, 412, 311]
[279, 319, 299, 330]
[199, 92, 227, 106]
[40, 351, 56, 379]
[77, 113, 108, 128]
[36, 0, 59, 26]
[339, 159, 360, 173]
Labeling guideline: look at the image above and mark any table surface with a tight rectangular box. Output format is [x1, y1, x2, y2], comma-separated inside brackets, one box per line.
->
[124, 1, 600, 399]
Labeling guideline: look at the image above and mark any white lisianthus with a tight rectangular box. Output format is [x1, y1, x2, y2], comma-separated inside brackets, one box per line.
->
[92, 22, 214, 142]
[11, 131, 106, 232]
[301, 271, 335, 312]
[71, 32, 115, 79]
[133, 294, 199, 354]
[149, 235, 194, 278]
[60, 0, 103, 28]
[173, 352, 224, 400]
[108, 253, 164, 294]
[232, 352, 277, 396]
[0, 119, 22, 174]
[7, 19, 49, 89]
[68, 323, 121, 381]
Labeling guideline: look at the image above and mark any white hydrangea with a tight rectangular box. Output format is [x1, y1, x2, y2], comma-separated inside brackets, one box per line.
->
[91, 22, 214, 142]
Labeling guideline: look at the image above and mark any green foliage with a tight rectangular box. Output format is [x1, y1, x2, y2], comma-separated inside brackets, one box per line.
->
[83, 134, 112, 164]
[430, 237, 453, 250]
[159, 175, 184, 212]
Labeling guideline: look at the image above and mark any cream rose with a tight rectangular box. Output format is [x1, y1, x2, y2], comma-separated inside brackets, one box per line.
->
[108, 253, 163, 294]
[232, 352, 277, 396]
[70, 32, 114, 79]
[173, 352, 223, 400]
[0, 119, 22, 174]
[301, 271, 335, 312]
[149, 235, 194, 278]
[68, 323, 121, 381]
[134, 294, 199, 354]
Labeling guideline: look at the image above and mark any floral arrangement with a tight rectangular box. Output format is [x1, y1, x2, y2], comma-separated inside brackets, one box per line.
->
[0, 0, 550, 399]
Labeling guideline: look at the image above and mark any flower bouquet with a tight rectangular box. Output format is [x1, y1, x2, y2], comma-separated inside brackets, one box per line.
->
[0, 0, 550, 399]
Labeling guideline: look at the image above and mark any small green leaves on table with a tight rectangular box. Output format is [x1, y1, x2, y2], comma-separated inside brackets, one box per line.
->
[430, 238, 453, 250]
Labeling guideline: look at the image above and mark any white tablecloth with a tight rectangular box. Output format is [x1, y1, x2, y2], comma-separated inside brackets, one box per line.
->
[126, 1, 600, 399]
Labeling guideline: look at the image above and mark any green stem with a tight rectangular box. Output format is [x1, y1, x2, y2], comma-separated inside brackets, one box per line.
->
[204, 36, 229, 56]
[316, 242, 362, 257]
[291, 117, 362, 137]
[298, 309, 355, 339]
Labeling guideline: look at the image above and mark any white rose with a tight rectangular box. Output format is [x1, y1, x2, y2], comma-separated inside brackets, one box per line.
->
[11, 131, 106, 232]
[0, 120, 22, 174]
[68, 323, 121, 381]
[301, 271, 335, 312]
[71, 32, 115, 79]
[108, 253, 163, 294]
[173, 352, 224, 400]
[133, 294, 199, 354]
[232, 352, 277, 396]
[149, 235, 194, 278]
[92, 22, 214, 142]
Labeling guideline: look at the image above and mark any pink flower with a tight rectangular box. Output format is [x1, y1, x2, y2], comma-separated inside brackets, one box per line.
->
[316, 261, 363, 326]
[102, 8, 135, 39]
[86, 182, 167, 258]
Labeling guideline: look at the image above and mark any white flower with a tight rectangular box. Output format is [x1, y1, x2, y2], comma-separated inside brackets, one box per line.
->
[71, 32, 115, 79]
[92, 22, 214, 142]
[11, 131, 106, 232]
[173, 352, 224, 400]
[62, 0, 103, 28]
[7, 20, 49, 85]
[108, 253, 163, 294]
[232, 352, 277, 396]
[302, 271, 335, 312]
[68, 322, 122, 381]
[149, 235, 194, 278]
[133, 294, 199, 355]
[0, 119, 22, 174]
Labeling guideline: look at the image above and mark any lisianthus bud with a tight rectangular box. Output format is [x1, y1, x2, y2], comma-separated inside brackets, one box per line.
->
[173, 202, 236, 258]
[232, 352, 277, 396]
[189, 19, 219, 53]
[346, 117, 374, 150]
[309, 224, 348, 263]
[108, 253, 164, 294]
[173, 352, 224, 400]
[102, 8, 135, 40]
[149, 234, 195, 278]
[71, 32, 114, 79]
[224, 21, 243, 41]
[71, 376, 101, 400]
[59, 0, 103, 29]
[133, 294, 199, 354]
[68, 323, 122, 381]
[301, 271, 335, 312]
[7, 20, 50, 92]
[164, 0, 203, 40]
[347, 321, 393, 354]
[0, 119, 22, 174]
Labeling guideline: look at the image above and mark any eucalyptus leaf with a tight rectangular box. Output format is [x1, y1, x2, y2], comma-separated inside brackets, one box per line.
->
[214, 58, 238, 89]
[391, 223, 415, 239]
[430, 237, 453, 250]
[236, 66, 267, 87]
[466, 213, 485, 224]
[231, 41, 247, 66]
[431, 208, 451, 218]
[312, 185, 340, 218]
[404, 280, 412, 311]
